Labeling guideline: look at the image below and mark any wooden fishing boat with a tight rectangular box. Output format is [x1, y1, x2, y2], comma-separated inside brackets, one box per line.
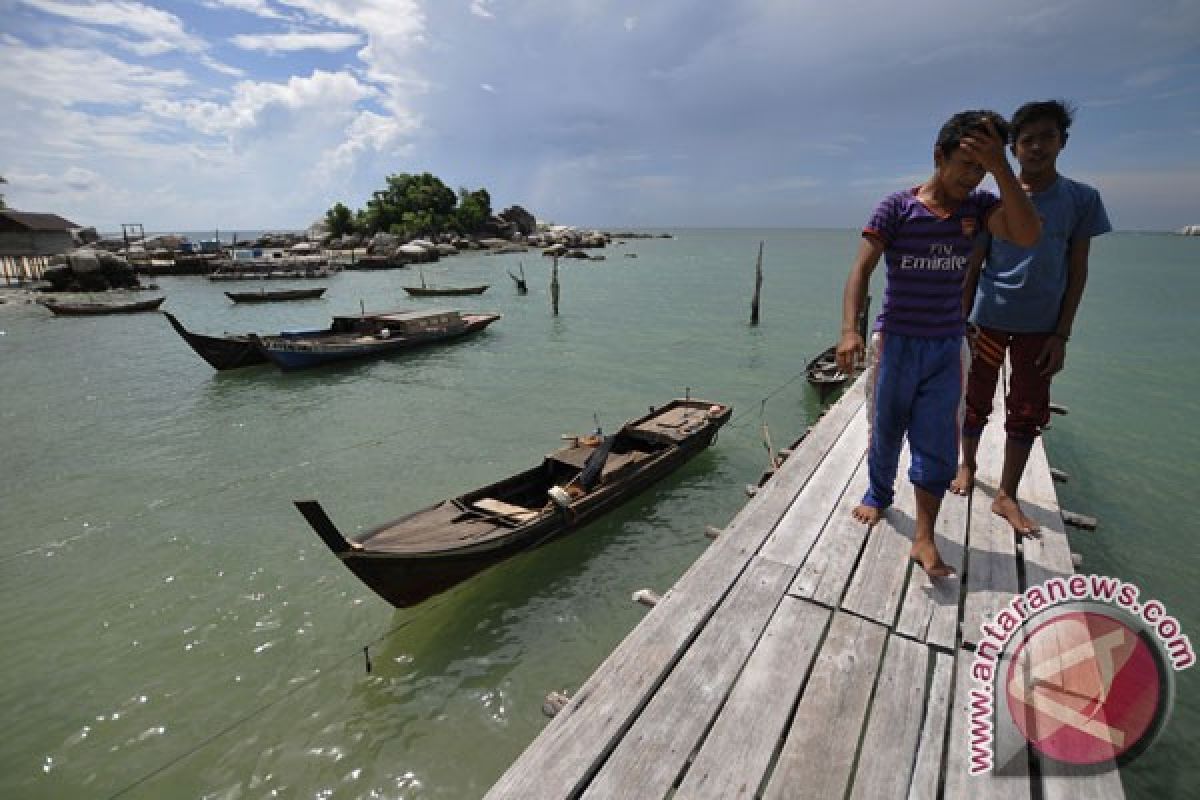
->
[402, 284, 489, 297]
[805, 344, 848, 387]
[807, 296, 870, 390]
[224, 287, 326, 303]
[295, 397, 732, 607]
[250, 308, 500, 370]
[163, 311, 272, 370]
[41, 297, 165, 316]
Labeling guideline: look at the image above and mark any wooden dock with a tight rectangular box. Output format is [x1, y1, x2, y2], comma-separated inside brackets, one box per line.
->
[486, 374, 1126, 800]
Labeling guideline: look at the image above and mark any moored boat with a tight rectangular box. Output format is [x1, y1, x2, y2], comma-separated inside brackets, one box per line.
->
[41, 297, 165, 316]
[402, 284, 489, 297]
[251, 308, 500, 370]
[295, 397, 732, 607]
[224, 287, 327, 303]
[163, 311, 273, 370]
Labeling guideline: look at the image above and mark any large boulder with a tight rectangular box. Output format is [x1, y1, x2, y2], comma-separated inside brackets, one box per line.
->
[499, 205, 537, 236]
[369, 232, 401, 254]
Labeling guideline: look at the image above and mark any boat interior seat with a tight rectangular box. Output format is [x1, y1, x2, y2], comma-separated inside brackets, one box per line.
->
[471, 497, 539, 524]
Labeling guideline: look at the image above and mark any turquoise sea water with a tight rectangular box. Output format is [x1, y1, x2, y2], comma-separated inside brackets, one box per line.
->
[0, 230, 1195, 798]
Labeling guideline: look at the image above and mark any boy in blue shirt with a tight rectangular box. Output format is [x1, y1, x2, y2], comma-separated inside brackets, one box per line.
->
[951, 100, 1112, 535]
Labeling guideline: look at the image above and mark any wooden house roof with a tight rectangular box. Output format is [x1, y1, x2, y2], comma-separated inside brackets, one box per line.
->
[0, 210, 80, 233]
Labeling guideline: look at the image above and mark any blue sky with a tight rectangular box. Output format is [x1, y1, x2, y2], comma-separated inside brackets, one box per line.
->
[1, 0, 1198, 232]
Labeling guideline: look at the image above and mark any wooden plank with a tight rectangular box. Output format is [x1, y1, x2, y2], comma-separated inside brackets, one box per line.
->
[1016, 440, 1075, 588]
[581, 557, 796, 800]
[961, 387, 1021, 649]
[848, 635, 931, 800]
[789, 455, 870, 607]
[761, 612, 888, 800]
[895, 475, 969, 649]
[943, 649, 1032, 800]
[841, 444, 916, 627]
[906, 651, 956, 800]
[485, 383, 866, 800]
[760, 411, 867, 567]
[673, 597, 831, 800]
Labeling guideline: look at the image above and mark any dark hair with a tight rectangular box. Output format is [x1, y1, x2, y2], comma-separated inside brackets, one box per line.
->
[935, 110, 1010, 157]
[1010, 99, 1075, 144]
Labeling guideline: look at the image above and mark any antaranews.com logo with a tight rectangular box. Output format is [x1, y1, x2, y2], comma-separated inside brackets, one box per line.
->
[968, 574, 1194, 775]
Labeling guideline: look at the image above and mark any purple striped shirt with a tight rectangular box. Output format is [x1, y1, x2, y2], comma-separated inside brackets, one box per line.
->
[865, 188, 998, 338]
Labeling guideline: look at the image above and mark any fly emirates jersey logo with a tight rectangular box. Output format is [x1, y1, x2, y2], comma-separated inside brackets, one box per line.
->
[899, 243, 967, 271]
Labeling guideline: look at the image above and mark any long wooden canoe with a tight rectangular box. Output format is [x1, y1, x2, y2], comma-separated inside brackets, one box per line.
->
[42, 297, 165, 316]
[296, 398, 732, 607]
[224, 287, 326, 303]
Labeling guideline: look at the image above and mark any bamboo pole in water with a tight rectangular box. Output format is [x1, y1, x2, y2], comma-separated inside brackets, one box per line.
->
[550, 256, 560, 315]
[750, 241, 763, 325]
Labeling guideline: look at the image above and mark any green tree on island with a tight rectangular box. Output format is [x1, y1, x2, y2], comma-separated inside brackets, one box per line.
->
[324, 172, 493, 240]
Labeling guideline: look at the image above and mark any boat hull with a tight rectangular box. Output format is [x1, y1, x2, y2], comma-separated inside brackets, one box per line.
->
[255, 314, 500, 370]
[225, 288, 326, 303]
[163, 311, 271, 370]
[42, 297, 165, 316]
[402, 285, 489, 297]
[297, 400, 731, 607]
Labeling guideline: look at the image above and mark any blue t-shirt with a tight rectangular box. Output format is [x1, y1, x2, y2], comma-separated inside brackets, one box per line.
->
[865, 188, 998, 338]
[970, 176, 1111, 333]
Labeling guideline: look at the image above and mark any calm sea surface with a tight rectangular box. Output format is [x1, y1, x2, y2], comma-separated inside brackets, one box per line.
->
[1, 230, 1196, 798]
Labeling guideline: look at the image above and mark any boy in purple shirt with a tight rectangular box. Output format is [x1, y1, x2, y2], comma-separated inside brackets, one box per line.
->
[951, 101, 1111, 535]
[837, 110, 1041, 578]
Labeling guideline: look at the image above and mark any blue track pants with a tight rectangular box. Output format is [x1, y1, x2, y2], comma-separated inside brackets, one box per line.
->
[863, 332, 970, 509]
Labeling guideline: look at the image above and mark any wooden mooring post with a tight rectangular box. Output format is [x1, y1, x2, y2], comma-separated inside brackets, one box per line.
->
[550, 256, 560, 315]
[750, 241, 763, 325]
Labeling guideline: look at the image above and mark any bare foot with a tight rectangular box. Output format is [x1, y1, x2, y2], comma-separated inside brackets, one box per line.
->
[950, 463, 975, 496]
[852, 504, 882, 525]
[992, 491, 1039, 537]
[911, 538, 955, 578]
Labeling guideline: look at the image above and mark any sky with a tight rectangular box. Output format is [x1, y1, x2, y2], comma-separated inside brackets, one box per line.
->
[1, 0, 1198, 232]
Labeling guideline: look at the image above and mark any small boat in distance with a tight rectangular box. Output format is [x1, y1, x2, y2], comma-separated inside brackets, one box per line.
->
[41, 297, 165, 316]
[402, 284, 489, 297]
[295, 397, 732, 608]
[251, 308, 500, 370]
[224, 287, 326, 303]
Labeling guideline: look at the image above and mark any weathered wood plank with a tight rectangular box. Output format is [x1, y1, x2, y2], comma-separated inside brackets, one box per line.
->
[581, 557, 796, 800]
[842, 445, 916, 627]
[906, 650, 956, 800]
[674, 597, 831, 800]
[961, 403, 1021, 649]
[788, 456, 870, 607]
[761, 612, 888, 800]
[895, 477, 969, 649]
[1016, 440, 1075, 588]
[485, 383, 865, 800]
[943, 649, 1032, 800]
[760, 411, 867, 567]
[848, 635, 930, 800]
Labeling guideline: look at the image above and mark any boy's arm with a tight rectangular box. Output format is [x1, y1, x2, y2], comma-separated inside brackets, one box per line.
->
[961, 120, 1041, 247]
[1035, 236, 1090, 376]
[837, 236, 885, 373]
[962, 239, 987, 321]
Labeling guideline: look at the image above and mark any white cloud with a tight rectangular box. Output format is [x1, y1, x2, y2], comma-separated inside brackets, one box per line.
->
[0, 35, 190, 106]
[3, 166, 104, 194]
[480, 82, 495, 93]
[470, 1, 495, 19]
[204, 0, 286, 19]
[230, 31, 363, 53]
[624, 16, 636, 32]
[20, 0, 201, 53]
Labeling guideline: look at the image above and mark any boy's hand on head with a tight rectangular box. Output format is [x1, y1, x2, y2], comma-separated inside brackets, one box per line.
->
[960, 119, 1010, 176]
[836, 331, 863, 374]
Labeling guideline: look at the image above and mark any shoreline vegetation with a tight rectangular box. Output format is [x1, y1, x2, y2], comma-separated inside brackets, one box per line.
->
[3, 170, 673, 294]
